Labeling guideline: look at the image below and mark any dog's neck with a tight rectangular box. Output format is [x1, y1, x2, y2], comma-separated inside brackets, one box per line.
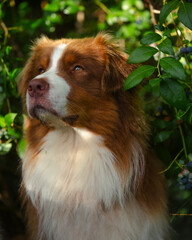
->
[23, 127, 126, 209]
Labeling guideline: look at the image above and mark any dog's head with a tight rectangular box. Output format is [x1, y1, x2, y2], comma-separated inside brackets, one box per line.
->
[18, 34, 137, 127]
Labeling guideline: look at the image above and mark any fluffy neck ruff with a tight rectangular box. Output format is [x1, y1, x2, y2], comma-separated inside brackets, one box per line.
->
[23, 126, 153, 240]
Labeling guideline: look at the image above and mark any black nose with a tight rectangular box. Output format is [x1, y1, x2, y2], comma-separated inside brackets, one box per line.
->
[28, 78, 49, 97]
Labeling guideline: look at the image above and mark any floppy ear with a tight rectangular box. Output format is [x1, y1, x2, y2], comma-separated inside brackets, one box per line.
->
[95, 33, 137, 92]
[17, 36, 50, 97]
[17, 59, 32, 98]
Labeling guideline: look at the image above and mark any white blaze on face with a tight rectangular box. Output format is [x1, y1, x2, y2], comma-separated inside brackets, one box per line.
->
[26, 43, 70, 118]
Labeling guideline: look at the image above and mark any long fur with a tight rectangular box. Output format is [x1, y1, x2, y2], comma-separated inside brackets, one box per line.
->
[19, 33, 169, 240]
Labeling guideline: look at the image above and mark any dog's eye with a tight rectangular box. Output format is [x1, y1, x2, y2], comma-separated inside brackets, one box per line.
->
[74, 65, 83, 71]
[38, 67, 45, 74]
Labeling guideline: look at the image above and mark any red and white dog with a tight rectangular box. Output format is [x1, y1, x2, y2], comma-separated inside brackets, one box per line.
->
[18, 34, 169, 240]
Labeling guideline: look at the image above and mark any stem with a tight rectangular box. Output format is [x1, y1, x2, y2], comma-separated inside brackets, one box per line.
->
[170, 13, 183, 46]
[148, 0, 157, 26]
[6, 98, 11, 113]
[0, 21, 9, 46]
[157, 50, 162, 77]
[95, 0, 111, 14]
[178, 124, 188, 161]
[170, 213, 192, 216]
[178, 80, 192, 91]
[1, 58, 10, 76]
[160, 148, 184, 174]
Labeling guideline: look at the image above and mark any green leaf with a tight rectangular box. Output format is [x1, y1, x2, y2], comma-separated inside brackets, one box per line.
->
[5, 46, 12, 55]
[188, 153, 192, 162]
[124, 65, 156, 90]
[14, 113, 24, 126]
[153, 119, 173, 129]
[127, 46, 158, 63]
[47, 13, 62, 24]
[189, 108, 192, 124]
[155, 131, 172, 143]
[9, 68, 21, 81]
[0, 143, 12, 155]
[177, 105, 191, 119]
[160, 79, 188, 109]
[149, 78, 162, 88]
[0, 115, 6, 128]
[160, 57, 186, 81]
[140, 33, 162, 45]
[4, 113, 17, 126]
[178, 2, 192, 31]
[182, 40, 189, 45]
[17, 138, 26, 159]
[155, 24, 165, 31]
[7, 126, 20, 139]
[31, 19, 43, 29]
[64, 5, 79, 14]
[163, 29, 172, 38]
[44, 2, 60, 12]
[158, 38, 174, 55]
[159, 0, 179, 25]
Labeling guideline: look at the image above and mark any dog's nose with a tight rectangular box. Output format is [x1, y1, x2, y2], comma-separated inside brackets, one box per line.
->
[28, 78, 49, 97]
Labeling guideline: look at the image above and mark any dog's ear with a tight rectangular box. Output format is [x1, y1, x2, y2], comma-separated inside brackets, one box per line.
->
[17, 36, 51, 97]
[17, 63, 28, 97]
[95, 33, 137, 92]
[17, 59, 33, 98]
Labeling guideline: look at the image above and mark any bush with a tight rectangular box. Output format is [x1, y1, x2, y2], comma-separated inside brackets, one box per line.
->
[0, 0, 192, 239]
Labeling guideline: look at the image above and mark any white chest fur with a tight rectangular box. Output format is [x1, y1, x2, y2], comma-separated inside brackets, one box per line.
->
[23, 127, 167, 240]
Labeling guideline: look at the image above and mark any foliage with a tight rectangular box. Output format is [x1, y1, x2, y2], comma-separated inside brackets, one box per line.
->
[124, 2, 192, 236]
[0, 0, 192, 239]
[124, 0, 192, 193]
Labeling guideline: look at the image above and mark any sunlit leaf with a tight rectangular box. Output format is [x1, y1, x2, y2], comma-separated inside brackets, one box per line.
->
[44, 2, 60, 12]
[4, 113, 17, 126]
[0, 115, 6, 128]
[159, 0, 179, 25]
[0, 143, 12, 155]
[17, 138, 26, 159]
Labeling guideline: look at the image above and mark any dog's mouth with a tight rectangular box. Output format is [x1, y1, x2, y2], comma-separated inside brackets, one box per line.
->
[62, 115, 79, 125]
[32, 105, 79, 127]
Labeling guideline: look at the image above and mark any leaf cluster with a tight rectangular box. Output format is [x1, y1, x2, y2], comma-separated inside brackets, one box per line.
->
[125, 0, 192, 191]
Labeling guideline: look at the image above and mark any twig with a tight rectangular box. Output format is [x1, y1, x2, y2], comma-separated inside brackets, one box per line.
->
[178, 124, 188, 161]
[0, 21, 9, 45]
[160, 148, 184, 174]
[170, 213, 192, 216]
[157, 50, 162, 77]
[170, 13, 183, 46]
[148, 0, 157, 26]
[95, 0, 111, 14]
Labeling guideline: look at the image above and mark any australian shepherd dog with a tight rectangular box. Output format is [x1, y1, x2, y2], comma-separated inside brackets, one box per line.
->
[18, 34, 169, 240]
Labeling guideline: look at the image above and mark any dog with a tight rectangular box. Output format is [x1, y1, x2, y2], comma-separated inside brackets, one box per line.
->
[18, 33, 169, 240]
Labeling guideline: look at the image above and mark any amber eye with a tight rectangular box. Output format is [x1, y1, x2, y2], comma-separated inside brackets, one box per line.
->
[38, 67, 45, 74]
[74, 65, 83, 71]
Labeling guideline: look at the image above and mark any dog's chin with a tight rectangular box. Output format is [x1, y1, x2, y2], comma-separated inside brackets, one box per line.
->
[32, 106, 78, 128]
